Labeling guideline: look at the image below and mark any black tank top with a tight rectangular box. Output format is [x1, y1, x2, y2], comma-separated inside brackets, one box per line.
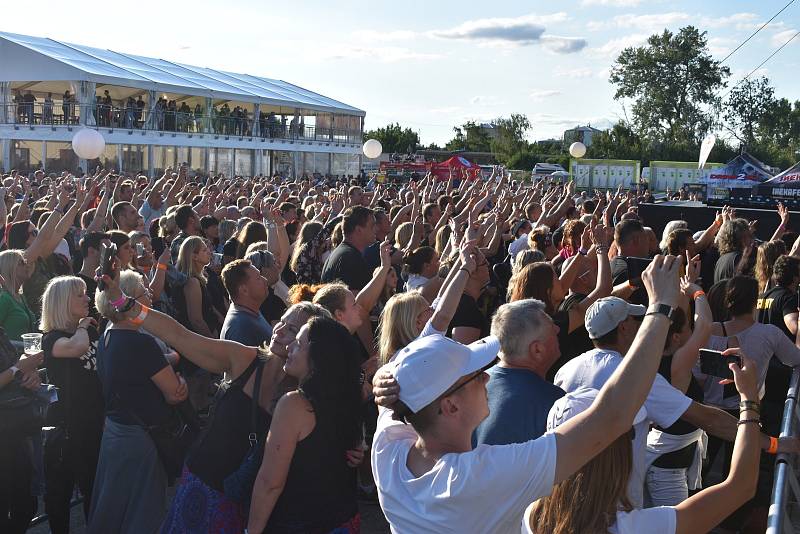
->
[186, 357, 271, 491]
[653, 354, 704, 469]
[266, 411, 358, 533]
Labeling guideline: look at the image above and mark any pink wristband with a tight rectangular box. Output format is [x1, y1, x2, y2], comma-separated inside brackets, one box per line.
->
[110, 295, 127, 308]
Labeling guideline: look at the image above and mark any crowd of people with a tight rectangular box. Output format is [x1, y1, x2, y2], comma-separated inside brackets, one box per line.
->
[0, 163, 799, 534]
[11, 89, 332, 140]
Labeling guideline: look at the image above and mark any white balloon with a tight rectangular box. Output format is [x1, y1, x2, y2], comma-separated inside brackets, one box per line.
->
[71, 129, 106, 160]
[362, 139, 383, 159]
[569, 141, 587, 159]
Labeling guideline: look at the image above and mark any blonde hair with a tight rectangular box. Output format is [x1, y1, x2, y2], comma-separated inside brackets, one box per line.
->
[0, 249, 26, 299]
[96, 270, 144, 322]
[527, 434, 633, 533]
[177, 235, 207, 283]
[40, 276, 86, 332]
[312, 282, 352, 316]
[395, 222, 413, 250]
[377, 291, 429, 365]
[159, 213, 177, 238]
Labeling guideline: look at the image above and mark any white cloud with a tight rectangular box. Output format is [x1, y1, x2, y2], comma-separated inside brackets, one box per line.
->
[323, 45, 443, 63]
[593, 33, 650, 58]
[554, 67, 595, 79]
[470, 95, 502, 106]
[702, 13, 761, 31]
[430, 13, 570, 47]
[541, 36, 588, 54]
[530, 90, 562, 100]
[581, 0, 642, 6]
[352, 30, 417, 42]
[771, 29, 799, 48]
[588, 12, 691, 31]
[429, 106, 461, 114]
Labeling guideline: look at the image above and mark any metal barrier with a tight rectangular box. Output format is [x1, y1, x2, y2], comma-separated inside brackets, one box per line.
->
[767, 366, 800, 533]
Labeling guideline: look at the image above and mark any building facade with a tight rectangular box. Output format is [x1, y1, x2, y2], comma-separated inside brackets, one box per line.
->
[0, 31, 365, 177]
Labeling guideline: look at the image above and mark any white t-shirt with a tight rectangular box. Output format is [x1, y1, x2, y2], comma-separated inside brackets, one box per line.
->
[405, 273, 431, 292]
[521, 503, 676, 534]
[553, 348, 692, 508]
[138, 199, 166, 228]
[372, 408, 557, 534]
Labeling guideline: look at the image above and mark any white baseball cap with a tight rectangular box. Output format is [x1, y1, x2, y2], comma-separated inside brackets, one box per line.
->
[584, 296, 646, 340]
[392, 334, 500, 413]
[547, 387, 647, 431]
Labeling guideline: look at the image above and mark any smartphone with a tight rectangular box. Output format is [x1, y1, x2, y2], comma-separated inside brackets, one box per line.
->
[97, 242, 117, 291]
[136, 242, 145, 257]
[699, 349, 741, 380]
[621, 256, 652, 282]
[151, 237, 165, 260]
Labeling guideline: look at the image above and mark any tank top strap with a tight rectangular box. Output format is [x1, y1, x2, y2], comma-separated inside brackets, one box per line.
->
[230, 354, 262, 388]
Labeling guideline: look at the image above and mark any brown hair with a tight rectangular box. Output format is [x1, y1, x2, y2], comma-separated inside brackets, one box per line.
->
[288, 283, 324, 304]
[312, 282, 351, 315]
[510, 262, 556, 314]
[221, 259, 252, 300]
[755, 240, 787, 293]
[527, 434, 633, 534]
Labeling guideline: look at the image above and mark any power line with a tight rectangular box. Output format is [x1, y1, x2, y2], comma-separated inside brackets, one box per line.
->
[719, 0, 797, 64]
[721, 28, 800, 100]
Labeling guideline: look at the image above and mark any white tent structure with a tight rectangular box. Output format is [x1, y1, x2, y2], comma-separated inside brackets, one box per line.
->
[0, 31, 365, 177]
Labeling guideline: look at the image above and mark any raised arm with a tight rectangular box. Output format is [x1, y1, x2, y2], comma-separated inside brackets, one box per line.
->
[430, 242, 475, 333]
[567, 225, 612, 333]
[670, 255, 712, 392]
[355, 240, 392, 314]
[674, 353, 760, 534]
[552, 254, 680, 484]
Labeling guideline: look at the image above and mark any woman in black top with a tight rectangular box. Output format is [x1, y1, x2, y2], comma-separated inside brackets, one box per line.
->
[160, 302, 333, 532]
[39, 276, 103, 534]
[247, 317, 362, 533]
[646, 265, 712, 506]
[90, 271, 188, 534]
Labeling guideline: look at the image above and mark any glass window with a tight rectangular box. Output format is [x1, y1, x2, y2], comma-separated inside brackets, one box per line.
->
[10, 140, 43, 173]
[234, 149, 252, 177]
[121, 144, 147, 174]
[45, 142, 79, 173]
[190, 147, 205, 174]
[215, 148, 233, 176]
[176, 147, 189, 168]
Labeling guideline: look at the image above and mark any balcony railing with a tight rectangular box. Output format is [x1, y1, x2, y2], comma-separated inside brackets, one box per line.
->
[1, 102, 363, 144]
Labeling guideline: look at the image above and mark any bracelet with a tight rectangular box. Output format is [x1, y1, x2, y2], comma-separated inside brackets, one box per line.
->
[692, 290, 706, 300]
[128, 305, 150, 326]
[737, 418, 761, 426]
[740, 400, 760, 412]
[156, 263, 168, 271]
[110, 295, 127, 308]
[768, 436, 779, 454]
[578, 247, 588, 256]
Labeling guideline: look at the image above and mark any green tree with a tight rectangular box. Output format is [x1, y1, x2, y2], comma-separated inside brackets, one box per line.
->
[445, 121, 492, 152]
[723, 76, 775, 148]
[490, 114, 532, 165]
[363, 123, 420, 154]
[609, 26, 729, 146]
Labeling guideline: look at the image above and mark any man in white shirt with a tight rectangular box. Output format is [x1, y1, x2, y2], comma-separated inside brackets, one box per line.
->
[554, 296, 798, 508]
[371, 255, 683, 533]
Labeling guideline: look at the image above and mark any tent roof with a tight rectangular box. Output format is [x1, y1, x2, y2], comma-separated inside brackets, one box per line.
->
[435, 156, 479, 168]
[0, 31, 364, 116]
[765, 162, 800, 184]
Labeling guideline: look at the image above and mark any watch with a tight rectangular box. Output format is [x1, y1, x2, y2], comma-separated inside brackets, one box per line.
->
[646, 303, 676, 321]
[8, 365, 21, 380]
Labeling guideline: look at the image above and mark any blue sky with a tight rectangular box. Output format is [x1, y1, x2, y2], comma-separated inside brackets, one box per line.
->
[3, 0, 799, 145]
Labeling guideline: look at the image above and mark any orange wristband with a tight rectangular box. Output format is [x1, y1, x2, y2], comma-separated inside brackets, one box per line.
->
[156, 263, 168, 271]
[692, 290, 706, 300]
[768, 436, 779, 454]
[129, 305, 150, 326]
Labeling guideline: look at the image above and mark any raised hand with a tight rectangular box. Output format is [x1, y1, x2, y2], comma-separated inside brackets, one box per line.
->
[641, 254, 682, 308]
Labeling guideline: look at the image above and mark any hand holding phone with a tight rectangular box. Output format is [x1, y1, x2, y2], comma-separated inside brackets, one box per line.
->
[97, 243, 117, 291]
[699, 349, 741, 380]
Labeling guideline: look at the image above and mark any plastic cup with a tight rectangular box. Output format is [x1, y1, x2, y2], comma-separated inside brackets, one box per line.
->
[21, 333, 43, 355]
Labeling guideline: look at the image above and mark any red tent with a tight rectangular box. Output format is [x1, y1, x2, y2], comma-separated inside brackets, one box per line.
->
[431, 156, 482, 181]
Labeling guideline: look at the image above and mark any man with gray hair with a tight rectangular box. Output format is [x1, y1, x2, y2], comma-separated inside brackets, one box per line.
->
[472, 299, 565, 446]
